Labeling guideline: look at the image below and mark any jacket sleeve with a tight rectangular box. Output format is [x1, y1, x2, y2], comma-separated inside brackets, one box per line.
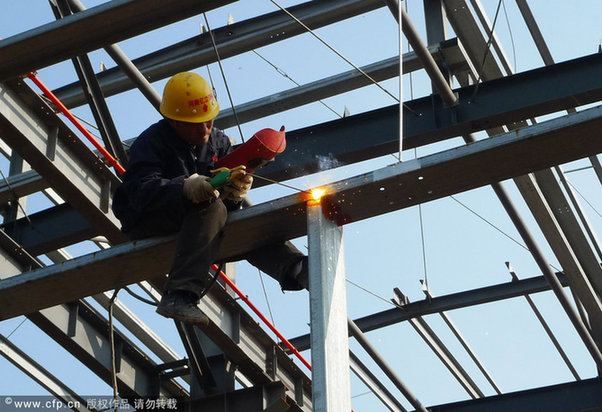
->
[113, 134, 188, 228]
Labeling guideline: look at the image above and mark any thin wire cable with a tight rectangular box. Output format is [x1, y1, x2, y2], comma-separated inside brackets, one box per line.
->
[5, 318, 28, 339]
[417, 200, 429, 299]
[108, 289, 120, 412]
[470, 0, 504, 101]
[567, 180, 602, 219]
[268, 0, 399, 103]
[565, 166, 594, 174]
[501, 0, 517, 73]
[346, 278, 400, 308]
[203, 13, 245, 143]
[252, 49, 343, 118]
[449, 194, 561, 272]
[450, 194, 528, 251]
[258, 269, 276, 327]
[248, 172, 312, 194]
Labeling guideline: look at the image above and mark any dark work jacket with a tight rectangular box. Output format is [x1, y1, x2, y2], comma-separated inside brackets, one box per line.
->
[112, 119, 235, 234]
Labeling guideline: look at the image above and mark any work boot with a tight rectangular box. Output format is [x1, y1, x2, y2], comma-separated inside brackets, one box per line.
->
[280, 256, 309, 291]
[156, 290, 209, 325]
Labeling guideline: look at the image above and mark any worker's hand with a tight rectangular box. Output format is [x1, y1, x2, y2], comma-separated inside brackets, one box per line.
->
[222, 173, 253, 202]
[183, 173, 219, 203]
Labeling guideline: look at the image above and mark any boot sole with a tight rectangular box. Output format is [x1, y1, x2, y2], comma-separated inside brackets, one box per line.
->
[156, 305, 209, 326]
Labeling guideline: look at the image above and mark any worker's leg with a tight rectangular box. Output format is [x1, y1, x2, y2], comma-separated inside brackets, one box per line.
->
[164, 199, 228, 296]
[243, 241, 308, 291]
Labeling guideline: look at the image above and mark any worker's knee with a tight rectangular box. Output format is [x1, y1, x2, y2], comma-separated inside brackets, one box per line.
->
[207, 198, 228, 226]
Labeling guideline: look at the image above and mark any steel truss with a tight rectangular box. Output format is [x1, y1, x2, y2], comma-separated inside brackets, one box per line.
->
[1, 0, 602, 411]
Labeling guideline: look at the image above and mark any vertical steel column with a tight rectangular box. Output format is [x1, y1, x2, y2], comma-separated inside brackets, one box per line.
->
[307, 203, 351, 411]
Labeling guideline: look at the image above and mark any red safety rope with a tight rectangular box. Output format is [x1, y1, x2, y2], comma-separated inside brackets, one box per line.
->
[210, 264, 312, 371]
[25, 72, 126, 175]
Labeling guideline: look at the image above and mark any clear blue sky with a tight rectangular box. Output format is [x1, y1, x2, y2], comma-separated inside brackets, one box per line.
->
[1, 1, 602, 410]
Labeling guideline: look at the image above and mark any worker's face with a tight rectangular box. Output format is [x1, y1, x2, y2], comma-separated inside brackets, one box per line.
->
[169, 118, 214, 146]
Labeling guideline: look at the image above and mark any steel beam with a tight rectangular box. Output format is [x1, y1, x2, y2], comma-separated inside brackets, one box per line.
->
[44, 248, 185, 376]
[0, 335, 93, 412]
[348, 319, 428, 412]
[534, 169, 602, 298]
[421, 282, 502, 395]
[0, 0, 233, 81]
[443, 0, 503, 80]
[0, 170, 46, 206]
[513, 173, 602, 351]
[429, 377, 602, 412]
[1, 203, 97, 256]
[186, 382, 291, 411]
[0, 79, 125, 244]
[307, 203, 351, 410]
[506, 263, 580, 380]
[6, 50, 602, 226]
[2, 103, 602, 319]
[349, 351, 406, 412]
[65, 0, 162, 111]
[287, 275, 568, 352]
[52, 0, 385, 108]
[0, 231, 186, 400]
[215, 38, 468, 129]
[395, 290, 483, 399]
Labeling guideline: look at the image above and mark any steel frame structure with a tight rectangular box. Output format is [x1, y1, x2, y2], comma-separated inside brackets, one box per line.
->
[1, 0, 602, 411]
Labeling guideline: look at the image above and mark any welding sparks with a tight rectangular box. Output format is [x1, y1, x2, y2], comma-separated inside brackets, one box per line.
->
[311, 188, 325, 201]
[303, 187, 326, 206]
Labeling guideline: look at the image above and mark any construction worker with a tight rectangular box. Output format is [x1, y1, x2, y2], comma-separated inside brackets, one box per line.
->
[112, 72, 308, 324]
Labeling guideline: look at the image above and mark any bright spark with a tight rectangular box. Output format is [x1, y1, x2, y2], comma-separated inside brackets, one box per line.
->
[311, 188, 325, 201]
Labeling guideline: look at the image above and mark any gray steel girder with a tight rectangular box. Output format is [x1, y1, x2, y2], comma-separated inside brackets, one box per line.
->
[428, 377, 602, 412]
[7, 50, 602, 255]
[0, 0, 235, 82]
[0, 78, 125, 244]
[0, 231, 186, 399]
[287, 275, 568, 353]
[2, 103, 600, 319]
[52, 0, 385, 108]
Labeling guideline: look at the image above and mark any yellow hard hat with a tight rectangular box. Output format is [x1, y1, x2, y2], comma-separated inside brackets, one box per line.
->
[160, 72, 220, 123]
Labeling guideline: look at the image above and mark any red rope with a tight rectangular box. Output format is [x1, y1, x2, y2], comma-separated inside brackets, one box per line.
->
[25, 72, 126, 175]
[210, 264, 312, 371]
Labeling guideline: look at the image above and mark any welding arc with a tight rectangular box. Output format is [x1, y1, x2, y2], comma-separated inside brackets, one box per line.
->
[247, 172, 311, 194]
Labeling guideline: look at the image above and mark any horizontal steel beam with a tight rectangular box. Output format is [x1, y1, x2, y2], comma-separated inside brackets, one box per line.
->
[430, 377, 602, 412]
[53, 0, 385, 108]
[288, 274, 567, 352]
[405, 51, 602, 147]
[0, 231, 185, 399]
[7, 51, 602, 251]
[212, 37, 466, 129]
[0, 170, 48, 205]
[1, 102, 599, 319]
[2, 203, 98, 257]
[0, 0, 234, 81]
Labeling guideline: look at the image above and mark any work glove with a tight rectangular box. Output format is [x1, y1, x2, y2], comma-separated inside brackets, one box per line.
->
[183, 173, 219, 204]
[222, 173, 253, 202]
